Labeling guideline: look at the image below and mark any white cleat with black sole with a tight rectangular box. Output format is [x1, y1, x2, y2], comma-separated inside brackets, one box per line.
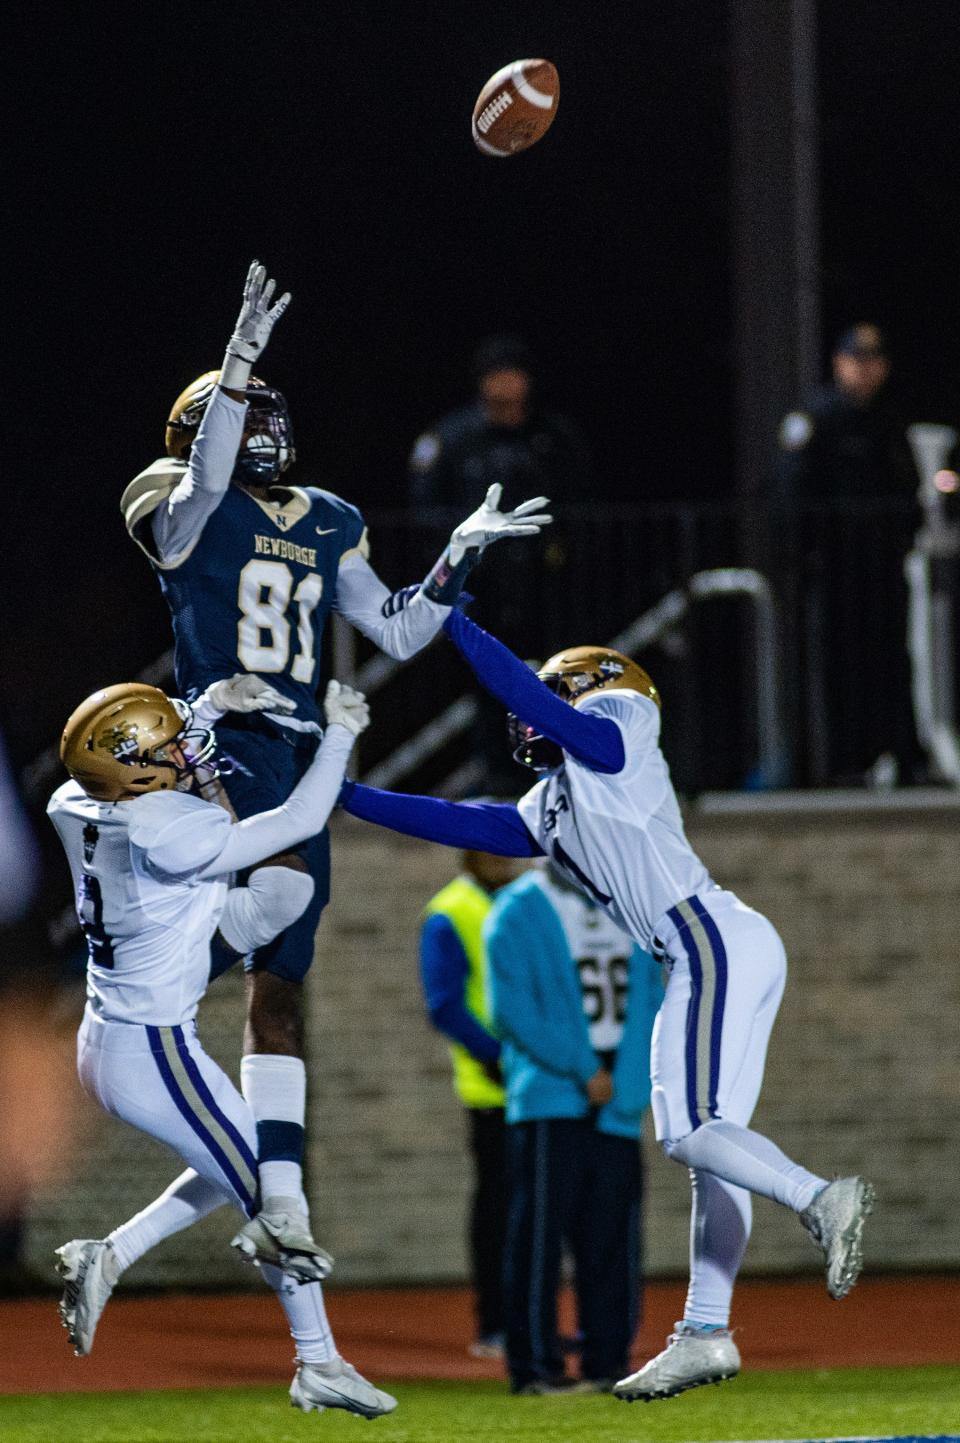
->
[614, 1323, 740, 1402]
[231, 1196, 333, 1284]
[290, 1356, 398, 1419]
[800, 1175, 875, 1299]
[54, 1239, 121, 1356]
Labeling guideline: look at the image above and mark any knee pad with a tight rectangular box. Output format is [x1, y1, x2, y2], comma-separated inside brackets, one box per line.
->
[219, 867, 315, 954]
[662, 1132, 693, 1163]
[662, 1118, 729, 1170]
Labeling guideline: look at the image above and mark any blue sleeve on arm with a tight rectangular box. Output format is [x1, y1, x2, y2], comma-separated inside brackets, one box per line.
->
[419, 915, 501, 1062]
[443, 609, 625, 773]
[340, 781, 543, 857]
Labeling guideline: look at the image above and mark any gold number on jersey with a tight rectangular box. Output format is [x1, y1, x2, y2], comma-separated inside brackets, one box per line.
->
[237, 559, 324, 682]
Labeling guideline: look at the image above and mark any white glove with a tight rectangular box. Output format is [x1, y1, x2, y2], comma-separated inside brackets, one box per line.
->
[447, 483, 553, 565]
[219, 260, 292, 391]
[199, 674, 297, 720]
[323, 680, 370, 738]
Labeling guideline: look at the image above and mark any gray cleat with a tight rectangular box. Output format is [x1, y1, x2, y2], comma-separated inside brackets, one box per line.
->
[800, 1175, 875, 1299]
[613, 1323, 740, 1401]
[231, 1196, 333, 1284]
[290, 1355, 398, 1418]
[55, 1239, 121, 1357]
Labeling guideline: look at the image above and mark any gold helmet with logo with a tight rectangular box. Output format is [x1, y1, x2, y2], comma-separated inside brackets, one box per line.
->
[60, 683, 214, 802]
[509, 646, 660, 770]
[165, 371, 295, 486]
[537, 646, 660, 708]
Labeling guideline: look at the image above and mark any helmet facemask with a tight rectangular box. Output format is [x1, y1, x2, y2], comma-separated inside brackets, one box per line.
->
[165, 373, 295, 489]
[507, 672, 567, 771]
[507, 649, 659, 771]
[232, 386, 296, 488]
[151, 701, 220, 792]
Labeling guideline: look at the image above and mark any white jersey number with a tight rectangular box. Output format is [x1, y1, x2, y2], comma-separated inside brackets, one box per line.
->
[236, 560, 323, 683]
[576, 955, 629, 1026]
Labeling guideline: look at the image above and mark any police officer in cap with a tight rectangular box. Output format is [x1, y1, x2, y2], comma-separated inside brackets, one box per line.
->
[775, 323, 917, 503]
[408, 334, 592, 513]
[774, 324, 921, 785]
[409, 337, 593, 792]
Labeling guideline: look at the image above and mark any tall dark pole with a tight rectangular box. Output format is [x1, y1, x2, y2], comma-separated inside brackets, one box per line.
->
[729, 0, 821, 562]
[729, 0, 820, 784]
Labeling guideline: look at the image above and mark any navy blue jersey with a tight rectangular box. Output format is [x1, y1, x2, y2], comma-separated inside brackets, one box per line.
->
[157, 484, 365, 722]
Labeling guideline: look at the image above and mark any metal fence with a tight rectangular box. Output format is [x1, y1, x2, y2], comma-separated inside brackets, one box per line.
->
[21, 498, 938, 803]
[347, 498, 930, 795]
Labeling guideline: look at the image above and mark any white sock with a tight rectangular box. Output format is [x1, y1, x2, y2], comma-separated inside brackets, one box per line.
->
[107, 1170, 228, 1273]
[240, 1054, 307, 1203]
[683, 1168, 752, 1328]
[665, 1119, 826, 1213]
[261, 1263, 337, 1364]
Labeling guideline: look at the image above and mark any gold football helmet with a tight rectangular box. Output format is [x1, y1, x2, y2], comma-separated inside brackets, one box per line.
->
[165, 371, 295, 486]
[537, 646, 660, 709]
[510, 646, 659, 770]
[60, 683, 216, 802]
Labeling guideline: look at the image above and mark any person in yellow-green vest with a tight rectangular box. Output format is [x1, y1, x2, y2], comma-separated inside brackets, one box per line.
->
[420, 848, 523, 1357]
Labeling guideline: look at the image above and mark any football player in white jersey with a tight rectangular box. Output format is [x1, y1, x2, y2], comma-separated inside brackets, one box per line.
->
[338, 606, 876, 1400]
[47, 674, 397, 1419]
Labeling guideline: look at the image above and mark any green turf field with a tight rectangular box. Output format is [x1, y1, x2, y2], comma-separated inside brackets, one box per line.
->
[1, 1367, 958, 1443]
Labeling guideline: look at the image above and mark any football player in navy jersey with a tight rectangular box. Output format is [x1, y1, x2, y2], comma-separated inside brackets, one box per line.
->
[121, 261, 552, 1276]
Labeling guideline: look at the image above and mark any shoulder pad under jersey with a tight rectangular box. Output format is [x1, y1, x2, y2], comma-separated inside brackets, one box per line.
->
[121, 458, 188, 550]
[578, 688, 661, 749]
[127, 790, 232, 879]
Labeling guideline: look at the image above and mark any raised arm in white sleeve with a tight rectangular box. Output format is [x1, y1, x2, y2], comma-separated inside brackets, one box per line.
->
[335, 551, 450, 660]
[200, 723, 355, 877]
[151, 389, 248, 564]
[151, 262, 291, 565]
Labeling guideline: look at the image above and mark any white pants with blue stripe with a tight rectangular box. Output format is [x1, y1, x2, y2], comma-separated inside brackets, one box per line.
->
[648, 890, 826, 1328]
[650, 890, 786, 1143]
[76, 1004, 338, 1364]
[78, 1005, 259, 1214]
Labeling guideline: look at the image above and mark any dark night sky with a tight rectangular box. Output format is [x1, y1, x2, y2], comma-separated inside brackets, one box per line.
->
[8, 0, 960, 757]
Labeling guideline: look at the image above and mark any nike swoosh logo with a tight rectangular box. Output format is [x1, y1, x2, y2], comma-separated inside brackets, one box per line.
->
[301, 1383, 379, 1415]
[316, 526, 337, 535]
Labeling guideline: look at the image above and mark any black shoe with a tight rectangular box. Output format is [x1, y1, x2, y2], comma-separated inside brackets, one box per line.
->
[513, 1377, 579, 1396]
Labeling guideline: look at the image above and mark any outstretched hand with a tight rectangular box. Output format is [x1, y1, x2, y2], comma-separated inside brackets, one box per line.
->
[324, 680, 370, 738]
[448, 483, 552, 565]
[226, 260, 292, 365]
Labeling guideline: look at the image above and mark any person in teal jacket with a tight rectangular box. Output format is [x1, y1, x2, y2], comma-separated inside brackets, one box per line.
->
[484, 862, 663, 1394]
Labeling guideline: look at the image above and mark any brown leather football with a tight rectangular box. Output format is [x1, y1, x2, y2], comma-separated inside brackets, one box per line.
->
[471, 59, 559, 157]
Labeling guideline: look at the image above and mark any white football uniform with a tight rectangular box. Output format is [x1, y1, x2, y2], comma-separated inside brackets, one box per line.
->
[48, 783, 235, 1027]
[517, 689, 786, 1146]
[517, 690, 714, 952]
[47, 715, 353, 1213]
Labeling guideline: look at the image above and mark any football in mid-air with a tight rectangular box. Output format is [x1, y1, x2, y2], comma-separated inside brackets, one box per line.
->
[471, 59, 560, 156]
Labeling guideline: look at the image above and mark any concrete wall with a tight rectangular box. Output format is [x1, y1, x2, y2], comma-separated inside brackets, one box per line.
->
[26, 798, 960, 1289]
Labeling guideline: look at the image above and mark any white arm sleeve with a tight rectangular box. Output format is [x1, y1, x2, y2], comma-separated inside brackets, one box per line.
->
[151, 388, 248, 565]
[198, 724, 356, 877]
[335, 551, 449, 661]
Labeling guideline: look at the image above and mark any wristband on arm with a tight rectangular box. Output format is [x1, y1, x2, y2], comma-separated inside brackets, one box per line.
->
[420, 547, 479, 606]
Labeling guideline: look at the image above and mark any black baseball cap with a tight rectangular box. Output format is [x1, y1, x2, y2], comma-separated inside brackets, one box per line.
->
[833, 323, 888, 359]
